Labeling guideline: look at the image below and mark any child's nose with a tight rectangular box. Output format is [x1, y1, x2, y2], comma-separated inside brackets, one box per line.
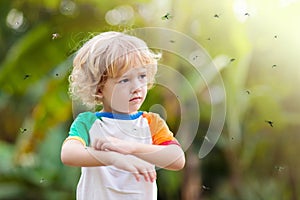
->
[131, 79, 144, 93]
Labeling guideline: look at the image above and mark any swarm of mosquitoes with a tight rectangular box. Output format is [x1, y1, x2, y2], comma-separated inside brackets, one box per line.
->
[22, 33, 61, 79]
[20, 33, 62, 135]
[21, 12, 281, 176]
[22, 12, 278, 129]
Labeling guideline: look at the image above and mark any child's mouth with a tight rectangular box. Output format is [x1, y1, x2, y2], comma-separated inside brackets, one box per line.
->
[129, 97, 142, 102]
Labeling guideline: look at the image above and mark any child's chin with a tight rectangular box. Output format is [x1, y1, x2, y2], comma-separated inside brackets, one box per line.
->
[128, 106, 142, 113]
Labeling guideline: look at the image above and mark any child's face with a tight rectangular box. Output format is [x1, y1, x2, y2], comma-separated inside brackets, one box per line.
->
[100, 66, 148, 114]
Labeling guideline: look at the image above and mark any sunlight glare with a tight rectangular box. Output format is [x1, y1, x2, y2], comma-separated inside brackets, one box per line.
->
[105, 5, 134, 26]
[6, 9, 24, 30]
[279, 0, 299, 7]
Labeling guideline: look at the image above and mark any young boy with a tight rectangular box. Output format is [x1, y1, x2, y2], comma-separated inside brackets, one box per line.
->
[61, 31, 185, 200]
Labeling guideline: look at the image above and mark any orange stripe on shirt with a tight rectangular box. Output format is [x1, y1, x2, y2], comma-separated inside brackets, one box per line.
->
[63, 136, 87, 146]
[142, 112, 180, 146]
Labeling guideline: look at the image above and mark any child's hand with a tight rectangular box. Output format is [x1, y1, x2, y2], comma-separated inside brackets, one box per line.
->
[86, 147, 156, 182]
[93, 137, 136, 154]
[111, 154, 156, 182]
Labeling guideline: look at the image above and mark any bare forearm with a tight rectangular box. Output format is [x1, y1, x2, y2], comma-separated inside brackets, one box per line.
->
[132, 144, 185, 170]
[91, 137, 186, 170]
[61, 140, 117, 167]
[61, 139, 158, 182]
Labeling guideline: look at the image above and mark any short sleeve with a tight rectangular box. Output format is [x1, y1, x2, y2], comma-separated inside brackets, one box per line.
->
[65, 112, 97, 146]
[142, 112, 180, 146]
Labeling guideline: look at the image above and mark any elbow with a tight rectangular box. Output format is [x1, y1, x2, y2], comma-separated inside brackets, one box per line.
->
[61, 149, 71, 166]
[60, 144, 76, 166]
[60, 139, 85, 166]
[166, 150, 186, 171]
[178, 155, 186, 170]
[173, 146, 186, 170]
[173, 154, 186, 171]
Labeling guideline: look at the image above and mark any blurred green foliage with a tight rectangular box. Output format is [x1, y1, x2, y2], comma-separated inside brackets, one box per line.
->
[1, 0, 300, 199]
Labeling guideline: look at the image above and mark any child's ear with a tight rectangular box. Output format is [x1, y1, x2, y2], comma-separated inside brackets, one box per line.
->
[97, 89, 104, 98]
[97, 89, 103, 98]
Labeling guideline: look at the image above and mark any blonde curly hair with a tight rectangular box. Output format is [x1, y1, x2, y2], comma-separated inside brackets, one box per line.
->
[69, 31, 160, 108]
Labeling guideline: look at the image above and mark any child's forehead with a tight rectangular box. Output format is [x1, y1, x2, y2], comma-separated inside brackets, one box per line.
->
[117, 65, 147, 77]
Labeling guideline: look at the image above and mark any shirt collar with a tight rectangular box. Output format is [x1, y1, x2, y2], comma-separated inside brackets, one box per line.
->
[95, 111, 143, 120]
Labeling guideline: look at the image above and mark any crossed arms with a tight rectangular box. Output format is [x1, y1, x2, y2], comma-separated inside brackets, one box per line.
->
[61, 137, 185, 182]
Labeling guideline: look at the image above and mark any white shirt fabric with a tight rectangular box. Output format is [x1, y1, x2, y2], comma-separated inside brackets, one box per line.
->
[73, 112, 157, 200]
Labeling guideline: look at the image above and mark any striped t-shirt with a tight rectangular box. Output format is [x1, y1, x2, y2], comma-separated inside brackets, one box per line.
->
[65, 111, 179, 200]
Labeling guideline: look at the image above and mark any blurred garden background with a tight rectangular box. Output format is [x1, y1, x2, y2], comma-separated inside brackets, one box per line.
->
[1, 0, 300, 199]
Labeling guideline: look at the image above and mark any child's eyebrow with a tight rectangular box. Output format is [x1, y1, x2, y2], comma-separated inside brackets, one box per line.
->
[138, 69, 147, 74]
[125, 68, 147, 75]
[137, 67, 147, 72]
[119, 75, 129, 79]
[115, 73, 130, 80]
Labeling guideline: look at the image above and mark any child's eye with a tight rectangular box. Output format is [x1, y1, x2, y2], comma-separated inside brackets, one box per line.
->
[139, 74, 147, 79]
[118, 78, 129, 84]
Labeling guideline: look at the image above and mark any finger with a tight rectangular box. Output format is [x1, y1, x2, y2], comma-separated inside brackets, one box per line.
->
[140, 168, 155, 182]
[148, 170, 157, 182]
[143, 168, 156, 182]
[101, 142, 115, 151]
[140, 171, 150, 182]
[92, 139, 100, 149]
[95, 139, 111, 151]
[92, 138, 104, 149]
[132, 172, 141, 182]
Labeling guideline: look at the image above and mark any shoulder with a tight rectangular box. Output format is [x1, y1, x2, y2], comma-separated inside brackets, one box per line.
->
[142, 112, 180, 145]
[76, 111, 97, 118]
[73, 111, 98, 125]
[142, 111, 161, 124]
[142, 111, 169, 133]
